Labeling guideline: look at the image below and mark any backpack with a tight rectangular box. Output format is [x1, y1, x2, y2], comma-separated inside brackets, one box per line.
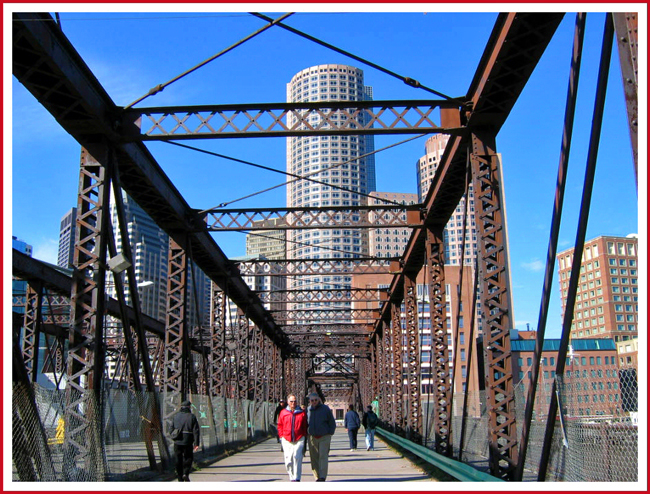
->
[367, 412, 378, 428]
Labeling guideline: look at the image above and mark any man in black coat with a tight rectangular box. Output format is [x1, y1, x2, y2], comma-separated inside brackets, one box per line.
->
[170, 400, 200, 482]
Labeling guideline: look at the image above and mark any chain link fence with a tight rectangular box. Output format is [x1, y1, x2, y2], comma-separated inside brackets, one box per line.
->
[12, 381, 276, 481]
[417, 367, 638, 482]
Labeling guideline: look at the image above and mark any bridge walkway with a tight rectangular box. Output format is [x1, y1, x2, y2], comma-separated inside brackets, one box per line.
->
[181, 428, 435, 483]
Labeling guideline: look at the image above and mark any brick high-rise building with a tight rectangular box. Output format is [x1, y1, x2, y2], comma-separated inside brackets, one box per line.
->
[557, 234, 639, 342]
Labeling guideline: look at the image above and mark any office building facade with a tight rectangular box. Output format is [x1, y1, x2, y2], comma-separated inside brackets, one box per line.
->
[557, 234, 639, 342]
[57, 208, 76, 268]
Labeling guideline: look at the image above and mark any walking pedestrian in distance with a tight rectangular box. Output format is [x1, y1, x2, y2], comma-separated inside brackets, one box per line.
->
[277, 394, 308, 482]
[344, 404, 361, 451]
[170, 400, 200, 482]
[273, 399, 287, 444]
[306, 392, 336, 481]
[362, 404, 379, 451]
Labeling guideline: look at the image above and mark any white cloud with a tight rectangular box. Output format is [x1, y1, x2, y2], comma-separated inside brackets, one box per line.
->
[521, 259, 545, 272]
[32, 238, 59, 265]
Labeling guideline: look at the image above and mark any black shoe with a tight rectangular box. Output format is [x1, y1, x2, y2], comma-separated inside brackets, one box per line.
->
[183, 475, 190, 482]
[317, 478, 326, 482]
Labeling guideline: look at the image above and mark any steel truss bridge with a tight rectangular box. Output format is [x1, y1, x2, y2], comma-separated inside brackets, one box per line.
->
[11, 12, 638, 482]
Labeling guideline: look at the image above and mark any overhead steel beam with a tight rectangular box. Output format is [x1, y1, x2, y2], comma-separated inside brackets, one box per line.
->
[256, 288, 387, 304]
[203, 205, 422, 231]
[235, 257, 399, 277]
[373, 12, 564, 332]
[13, 249, 165, 337]
[12, 12, 291, 353]
[121, 99, 463, 140]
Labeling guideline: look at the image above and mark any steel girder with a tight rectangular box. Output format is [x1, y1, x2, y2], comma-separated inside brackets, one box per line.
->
[471, 132, 518, 479]
[426, 227, 453, 455]
[235, 258, 399, 277]
[270, 308, 379, 323]
[403, 273, 422, 442]
[203, 205, 421, 231]
[209, 287, 227, 398]
[612, 13, 639, 183]
[256, 288, 386, 304]
[12, 13, 292, 355]
[163, 236, 191, 428]
[22, 283, 43, 383]
[390, 300, 404, 433]
[121, 99, 462, 141]
[63, 147, 111, 480]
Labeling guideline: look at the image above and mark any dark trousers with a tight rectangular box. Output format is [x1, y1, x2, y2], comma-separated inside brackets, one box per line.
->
[347, 428, 359, 449]
[174, 443, 194, 480]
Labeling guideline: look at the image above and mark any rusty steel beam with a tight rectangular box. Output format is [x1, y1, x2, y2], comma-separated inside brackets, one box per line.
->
[12, 13, 291, 354]
[122, 99, 463, 141]
[236, 257, 399, 277]
[471, 131, 518, 479]
[162, 236, 191, 430]
[613, 12, 638, 185]
[22, 282, 43, 383]
[64, 147, 111, 480]
[426, 226, 453, 456]
[403, 273, 422, 443]
[203, 205, 422, 231]
[269, 308, 380, 322]
[256, 288, 387, 304]
[373, 13, 564, 334]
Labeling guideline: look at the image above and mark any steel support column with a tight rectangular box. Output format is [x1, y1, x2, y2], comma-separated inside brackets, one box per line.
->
[209, 286, 227, 397]
[22, 282, 43, 382]
[470, 133, 518, 480]
[390, 300, 404, 433]
[403, 272, 422, 442]
[613, 12, 638, 184]
[163, 236, 190, 428]
[426, 226, 452, 455]
[64, 147, 111, 480]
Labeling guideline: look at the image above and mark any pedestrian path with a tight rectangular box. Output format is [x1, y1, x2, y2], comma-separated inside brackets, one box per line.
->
[183, 429, 433, 482]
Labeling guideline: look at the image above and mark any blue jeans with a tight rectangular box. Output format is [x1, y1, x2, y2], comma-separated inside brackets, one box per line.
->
[365, 428, 376, 449]
[347, 428, 359, 449]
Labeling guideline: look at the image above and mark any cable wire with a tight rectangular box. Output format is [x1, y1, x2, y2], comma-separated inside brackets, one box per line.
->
[251, 12, 456, 100]
[124, 12, 294, 109]
[165, 133, 425, 211]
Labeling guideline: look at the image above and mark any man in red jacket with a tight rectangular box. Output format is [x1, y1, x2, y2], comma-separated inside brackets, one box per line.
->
[277, 394, 308, 481]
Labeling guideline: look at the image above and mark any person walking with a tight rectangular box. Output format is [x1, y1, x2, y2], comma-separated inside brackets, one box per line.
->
[362, 405, 379, 451]
[170, 400, 200, 482]
[344, 404, 361, 451]
[274, 399, 287, 443]
[306, 392, 336, 482]
[277, 394, 308, 482]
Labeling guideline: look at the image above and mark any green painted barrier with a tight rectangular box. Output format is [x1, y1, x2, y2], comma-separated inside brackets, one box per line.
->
[376, 428, 504, 482]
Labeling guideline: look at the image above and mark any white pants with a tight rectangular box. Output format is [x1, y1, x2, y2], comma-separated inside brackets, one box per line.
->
[281, 437, 305, 481]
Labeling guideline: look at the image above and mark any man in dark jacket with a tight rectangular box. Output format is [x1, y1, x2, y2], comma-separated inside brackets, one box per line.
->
[307, 392, 336, 481]
[344, 404, 361, 451]
[361, 405, 379, 451]
[170, 400, 200, 482]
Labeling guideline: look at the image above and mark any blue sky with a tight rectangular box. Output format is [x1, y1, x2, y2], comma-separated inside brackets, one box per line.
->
[8, 6, 644, 337]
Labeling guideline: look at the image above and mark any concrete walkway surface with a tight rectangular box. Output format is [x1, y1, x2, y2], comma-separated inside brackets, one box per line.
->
[181, 429, 433, 483]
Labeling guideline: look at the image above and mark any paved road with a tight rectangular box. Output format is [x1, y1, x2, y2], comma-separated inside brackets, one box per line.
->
[181, 428, 433, 482]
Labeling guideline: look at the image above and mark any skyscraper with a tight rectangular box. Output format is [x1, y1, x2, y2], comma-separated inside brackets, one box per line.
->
[57, 207, 77, 268]
[416, 134, 478, 265]
[286, 64, 376, 308]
